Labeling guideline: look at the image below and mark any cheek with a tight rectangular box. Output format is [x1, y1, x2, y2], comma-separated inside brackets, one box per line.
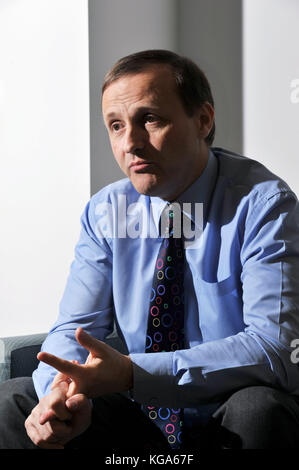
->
[151, 127, 177, 153]
[169, 125, 198, 154]
[111, 142, 131, 176]
[157, 129, 186, 157]
[111, 142, 124, 164]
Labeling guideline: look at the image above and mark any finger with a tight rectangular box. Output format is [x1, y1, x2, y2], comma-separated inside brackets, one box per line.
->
[75, 327, 106, 358]
[65, 394, 92, 433]
[85, 353, 93, 365]
[27, 426, 64, 449]
[51, 372, 72, 391]
[51, 361, 80, 391]
[26, 418, 66, 449]
[37, 352, 82, 380]
[48, 419, 73, 441]
[50, 378, 69, 397]
[65, 394, 86, 412]
[39, 408, 72, 426]
[65, 378, 80, 399]
[39, 409, 57, 425]
[39, 385, 72, 425]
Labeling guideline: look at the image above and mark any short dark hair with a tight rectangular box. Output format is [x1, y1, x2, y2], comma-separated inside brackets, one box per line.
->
[102, 49, 215, 146]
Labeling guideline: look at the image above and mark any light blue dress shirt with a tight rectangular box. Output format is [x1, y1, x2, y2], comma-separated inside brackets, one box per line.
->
[33, 148, 299, 419]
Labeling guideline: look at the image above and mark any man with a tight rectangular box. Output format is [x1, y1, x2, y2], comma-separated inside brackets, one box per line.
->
[1, 49, 299, 450]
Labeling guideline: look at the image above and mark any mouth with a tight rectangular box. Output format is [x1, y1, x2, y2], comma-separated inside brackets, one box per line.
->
[129, 161, 155, 173]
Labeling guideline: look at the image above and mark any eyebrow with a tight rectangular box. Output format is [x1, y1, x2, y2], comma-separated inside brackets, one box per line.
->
[104, 106, 161, 122]
[104, 112, 118, 121]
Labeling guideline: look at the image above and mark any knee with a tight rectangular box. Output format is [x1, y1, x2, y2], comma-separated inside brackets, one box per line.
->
[0, 378, 38, 449]
[214, 386, 299, 448]
[223, 386, 283, 420]
[0, 379, 19, 411]
[0, 377, 37, 421]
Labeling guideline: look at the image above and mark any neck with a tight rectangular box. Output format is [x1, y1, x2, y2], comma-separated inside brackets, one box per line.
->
[166, 145, 210, 202]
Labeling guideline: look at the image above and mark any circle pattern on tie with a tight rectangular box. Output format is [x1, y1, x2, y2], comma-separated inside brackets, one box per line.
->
[143, 208, 185, 449]
[147, 234, 184, 351]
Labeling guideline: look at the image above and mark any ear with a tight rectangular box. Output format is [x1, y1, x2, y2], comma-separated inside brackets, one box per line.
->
[194, 102, 215, 140]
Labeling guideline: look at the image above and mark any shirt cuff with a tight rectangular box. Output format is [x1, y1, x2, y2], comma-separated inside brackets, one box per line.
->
[130, 351, 179, 407]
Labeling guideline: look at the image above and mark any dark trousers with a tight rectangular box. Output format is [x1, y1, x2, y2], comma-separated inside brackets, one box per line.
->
[1, 377, 299, 450]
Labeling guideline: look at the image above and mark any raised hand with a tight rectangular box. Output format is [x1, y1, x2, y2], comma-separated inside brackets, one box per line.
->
[37, 327, 133, 399]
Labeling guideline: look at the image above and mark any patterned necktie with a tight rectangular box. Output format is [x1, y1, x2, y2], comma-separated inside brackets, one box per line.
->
[143, 204, 185, 449]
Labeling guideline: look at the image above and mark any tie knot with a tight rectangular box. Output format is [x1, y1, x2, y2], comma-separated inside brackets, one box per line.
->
[168, 209, 174, 231]
[160, 203, 182, 238]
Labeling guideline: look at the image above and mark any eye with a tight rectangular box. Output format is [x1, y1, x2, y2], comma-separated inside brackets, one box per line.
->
[108, 119, 124, 133]
[110, 121, 122, 132]
[144, 114, 158, 124]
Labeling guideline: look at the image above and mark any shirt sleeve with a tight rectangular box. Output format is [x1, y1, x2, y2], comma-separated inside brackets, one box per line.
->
[130, 190, 299, 408]
[32, 197, 114, 399]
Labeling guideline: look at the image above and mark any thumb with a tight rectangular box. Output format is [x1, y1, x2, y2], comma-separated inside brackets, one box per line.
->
[75, 328, 105, 358]
[65, 394, 92, 435]
[65, 393, 87, 413]
[65, 393, 91, 415]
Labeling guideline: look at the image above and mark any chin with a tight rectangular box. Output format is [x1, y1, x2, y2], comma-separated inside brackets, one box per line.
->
[132, 183, 157, 196]
[130, 174, 162, 197]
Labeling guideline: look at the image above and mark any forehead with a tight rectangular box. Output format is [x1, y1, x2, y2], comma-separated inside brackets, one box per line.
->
[102, 65, 180, 114]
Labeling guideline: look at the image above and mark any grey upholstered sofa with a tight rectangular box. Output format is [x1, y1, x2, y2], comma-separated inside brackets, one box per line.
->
[0, 330, 125, 384]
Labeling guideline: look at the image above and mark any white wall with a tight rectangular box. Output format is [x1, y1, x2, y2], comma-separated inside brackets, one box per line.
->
[243, 0, 299, 196]
[0, 0, 90, 336]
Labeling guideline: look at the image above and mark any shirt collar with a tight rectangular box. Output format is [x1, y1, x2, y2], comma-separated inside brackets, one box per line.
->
[149, 149, 218, 231]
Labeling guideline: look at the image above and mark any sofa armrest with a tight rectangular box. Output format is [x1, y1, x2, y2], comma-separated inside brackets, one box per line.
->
[0, 333, 47, 383]
[0, 330, 127, 383]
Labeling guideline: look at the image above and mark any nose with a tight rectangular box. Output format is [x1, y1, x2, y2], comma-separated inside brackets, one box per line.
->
[124, 124, 146, 154]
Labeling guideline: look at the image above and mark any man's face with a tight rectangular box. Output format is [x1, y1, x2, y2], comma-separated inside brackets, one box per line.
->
[102, 65, 210, 201]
